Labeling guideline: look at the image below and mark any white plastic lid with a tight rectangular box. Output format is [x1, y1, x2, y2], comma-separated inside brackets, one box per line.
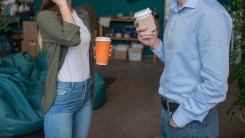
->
[95, 37, 111, 42]
[134, 8, 152, 19]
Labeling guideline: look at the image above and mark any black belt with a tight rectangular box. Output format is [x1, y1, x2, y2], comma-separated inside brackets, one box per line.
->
[161, 97, 179, 112]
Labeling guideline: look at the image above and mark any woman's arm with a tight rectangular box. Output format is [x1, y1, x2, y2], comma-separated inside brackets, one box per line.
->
[36, 0, 81, 46]
[37, 11, 81, 47]
[53, 0, 76, 25]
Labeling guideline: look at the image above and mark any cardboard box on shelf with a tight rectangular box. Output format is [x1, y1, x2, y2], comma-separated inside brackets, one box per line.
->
[21, 40, 40, 59]
[78, 3, 94, 13]
[128, 48, 143, 61]
[113, 44, 129, 60]
[114, 50, 127, 60]
[23, 21, 38, 41]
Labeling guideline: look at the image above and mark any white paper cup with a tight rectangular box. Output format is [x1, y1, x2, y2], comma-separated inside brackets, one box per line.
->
[134, 8, 156, 34]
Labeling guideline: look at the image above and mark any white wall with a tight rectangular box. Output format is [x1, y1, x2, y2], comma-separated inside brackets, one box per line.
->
[165, 0, 175, 19]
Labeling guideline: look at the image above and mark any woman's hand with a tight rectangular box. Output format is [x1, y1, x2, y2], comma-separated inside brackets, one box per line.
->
[93, 45, 113, 57]
[134, 20, 159, 50]
[52, 0, 67, 7]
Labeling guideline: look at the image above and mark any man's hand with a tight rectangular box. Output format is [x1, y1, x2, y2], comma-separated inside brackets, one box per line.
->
[134, 20, 159, 50]
[170, 118, 179, 128]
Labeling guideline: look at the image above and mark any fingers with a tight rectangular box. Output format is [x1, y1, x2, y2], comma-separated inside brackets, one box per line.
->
[138, 32, 153, 37]
[136, 26, 147, 33]
[138, 31, 153, 40]
[134, 20, 139, 27]
[140, 35, 154, 39]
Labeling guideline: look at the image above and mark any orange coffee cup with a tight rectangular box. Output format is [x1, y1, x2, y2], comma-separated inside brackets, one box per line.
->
[95, 37, 111, 65]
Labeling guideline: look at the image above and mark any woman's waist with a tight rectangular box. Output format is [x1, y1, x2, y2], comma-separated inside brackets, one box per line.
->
[57, 75, 92, 88]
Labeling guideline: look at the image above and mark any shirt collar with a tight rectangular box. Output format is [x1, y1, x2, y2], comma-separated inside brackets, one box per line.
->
[170, 0, 200, 12]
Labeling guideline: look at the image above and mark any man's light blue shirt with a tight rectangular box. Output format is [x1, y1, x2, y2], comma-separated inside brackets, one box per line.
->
[152, 0, 232, 128]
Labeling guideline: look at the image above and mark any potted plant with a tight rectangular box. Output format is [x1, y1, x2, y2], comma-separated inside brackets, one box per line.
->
[224, 0, 245, 122]
[0, 17, 14, 33]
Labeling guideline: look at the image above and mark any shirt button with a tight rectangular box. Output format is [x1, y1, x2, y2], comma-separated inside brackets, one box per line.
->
[160, 88, 162, 90]
[176, 13, 178, 15]
[166, 51, 169, 53]
[169, 32, 171, 34]
[68, 38, 71, 41]
[158, 52, 161, 54]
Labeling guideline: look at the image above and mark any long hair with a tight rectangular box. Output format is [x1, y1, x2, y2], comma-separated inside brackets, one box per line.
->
[36, 0, 59, 50]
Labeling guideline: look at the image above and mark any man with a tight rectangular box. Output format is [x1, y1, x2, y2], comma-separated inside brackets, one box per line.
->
[135, 0, 232, 137]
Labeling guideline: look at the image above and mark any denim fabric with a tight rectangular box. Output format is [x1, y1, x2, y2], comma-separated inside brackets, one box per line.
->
[44, 76, 93, 138]
[160, 97, 219, 138]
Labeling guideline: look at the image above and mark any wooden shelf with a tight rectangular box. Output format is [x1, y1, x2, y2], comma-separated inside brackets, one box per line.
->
[109, 37, 138, 41]
[111, 18, 136, 22]
[99, 18, 160, 62]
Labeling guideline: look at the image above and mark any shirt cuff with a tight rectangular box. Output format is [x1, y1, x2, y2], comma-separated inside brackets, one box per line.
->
[172, 107, 193, 128]
[151, 39, 164, 58]
[63, 22, 80, 42]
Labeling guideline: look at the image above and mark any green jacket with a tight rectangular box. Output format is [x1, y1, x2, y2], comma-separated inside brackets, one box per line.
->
[36, 6, 95, 116]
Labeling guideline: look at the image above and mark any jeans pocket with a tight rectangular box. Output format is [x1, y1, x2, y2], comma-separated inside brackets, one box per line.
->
[168, 112, 192, 129]
[165, 112, 193, 138]
[56, 88, 71, 99]
[204, 114, 219, 138]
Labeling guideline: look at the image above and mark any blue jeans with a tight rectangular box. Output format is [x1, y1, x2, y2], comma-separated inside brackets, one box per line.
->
[160, 97, 219, 138]
[44, 77, 93, 138]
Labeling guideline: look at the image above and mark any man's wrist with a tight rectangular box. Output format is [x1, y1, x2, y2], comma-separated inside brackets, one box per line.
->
[150, 38, 160, 50]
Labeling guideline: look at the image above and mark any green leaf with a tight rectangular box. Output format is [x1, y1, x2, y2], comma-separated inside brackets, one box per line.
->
[227, 105, 234, 115]
[230, 112, 236, 123]
[228, 60, 245, 83]
[234, 39, 245, 50]
[228, 0, 232, 3]
[229, 51, 241, 62]
[237, 0, 244, 7]
[223, 5, 230, 11]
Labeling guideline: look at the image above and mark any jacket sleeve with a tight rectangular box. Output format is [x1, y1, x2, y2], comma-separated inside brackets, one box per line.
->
[37, 11, 81, 47]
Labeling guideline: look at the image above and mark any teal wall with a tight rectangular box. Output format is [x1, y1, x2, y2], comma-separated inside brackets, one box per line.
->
[34, 0, 164, 38]
[218, 0, 237, 11]
[34, 0, 164, 56]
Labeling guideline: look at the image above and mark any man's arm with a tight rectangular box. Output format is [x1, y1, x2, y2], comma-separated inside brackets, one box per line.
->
[172, 10, 232, 128]
[151, 39, 165, 62]
[134, 20, 164, 62]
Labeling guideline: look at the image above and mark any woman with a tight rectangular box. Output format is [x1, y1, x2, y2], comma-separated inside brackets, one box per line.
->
[36, 0, 110, 137]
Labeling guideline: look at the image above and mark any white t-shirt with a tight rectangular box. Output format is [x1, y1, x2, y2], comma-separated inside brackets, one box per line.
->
[58, 9, 91, 82]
